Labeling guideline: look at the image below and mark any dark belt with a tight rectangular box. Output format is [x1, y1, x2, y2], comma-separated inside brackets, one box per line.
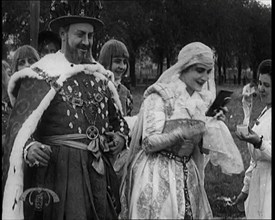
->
[159, 151, 191, 164]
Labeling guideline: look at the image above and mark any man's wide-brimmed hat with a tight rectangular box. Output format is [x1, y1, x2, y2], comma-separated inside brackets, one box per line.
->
[48, 0, 104, 33]
[49, 15, 104, 33]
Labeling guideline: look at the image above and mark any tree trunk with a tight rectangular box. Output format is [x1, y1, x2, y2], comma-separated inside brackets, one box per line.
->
[166, 53, 170, 69]
[158, 51, 164, 78]
[159, 60, 163, 77]
[129, 54, 136, 87]
[222, 63, 226, 83]
[252, 64, 258, 80]
[29, 0, 40, 50]
[237, 57, 242, 85]
[217, 56, 222, 85]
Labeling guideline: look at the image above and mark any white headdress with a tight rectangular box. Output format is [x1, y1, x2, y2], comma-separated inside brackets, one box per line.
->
[156, 42, 214, 85]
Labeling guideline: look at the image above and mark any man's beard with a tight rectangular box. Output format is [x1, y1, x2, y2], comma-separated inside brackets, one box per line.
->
[65, 40, 93, 64]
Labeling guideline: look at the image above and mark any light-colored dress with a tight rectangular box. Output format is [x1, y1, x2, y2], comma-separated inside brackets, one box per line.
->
[122, 80, 212, 219]
[120, 80, 244, 219]
[242, 107, 271, 219]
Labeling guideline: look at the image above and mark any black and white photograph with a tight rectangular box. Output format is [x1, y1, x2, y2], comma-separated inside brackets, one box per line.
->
[2, 0, 271, 219]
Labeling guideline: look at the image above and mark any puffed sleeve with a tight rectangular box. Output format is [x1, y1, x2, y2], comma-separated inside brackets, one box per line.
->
[142, 92, 207, 153]
[142, 93, 166, 138]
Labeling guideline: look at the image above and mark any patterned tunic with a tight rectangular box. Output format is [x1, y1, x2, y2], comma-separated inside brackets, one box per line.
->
[3, 69, 129, 220]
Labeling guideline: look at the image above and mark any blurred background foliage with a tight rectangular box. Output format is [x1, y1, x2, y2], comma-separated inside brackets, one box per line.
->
[2, 0, 271, 86]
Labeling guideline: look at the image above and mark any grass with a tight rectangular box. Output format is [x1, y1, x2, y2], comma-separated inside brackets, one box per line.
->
[130, 83, 266, 219]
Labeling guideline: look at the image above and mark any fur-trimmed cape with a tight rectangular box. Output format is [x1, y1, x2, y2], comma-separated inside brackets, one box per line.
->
[2, 51, 123, 220]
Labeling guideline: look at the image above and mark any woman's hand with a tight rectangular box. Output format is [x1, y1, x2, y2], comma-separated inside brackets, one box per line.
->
[235, 127, 262, 147]
[177, 139, 196, 156]
[213, 106, 228, 122]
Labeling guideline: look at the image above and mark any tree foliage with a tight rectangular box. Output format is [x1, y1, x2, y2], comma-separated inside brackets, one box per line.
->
[2, 1, 30, 56]
[2, 0, 271, 85]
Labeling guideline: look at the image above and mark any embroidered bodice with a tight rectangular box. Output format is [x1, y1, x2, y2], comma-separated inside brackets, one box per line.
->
[143, 80, 211, 138]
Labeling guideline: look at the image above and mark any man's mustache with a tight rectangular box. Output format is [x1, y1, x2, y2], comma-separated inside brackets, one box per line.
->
[77, 45, 90, 50]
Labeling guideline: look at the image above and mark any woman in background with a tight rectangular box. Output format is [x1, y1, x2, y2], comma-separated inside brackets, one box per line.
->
[233, 59, 271, 219]
[98, 39, 134, 182]
[98, 39, 133, 116]
[11, 45, 40, 74]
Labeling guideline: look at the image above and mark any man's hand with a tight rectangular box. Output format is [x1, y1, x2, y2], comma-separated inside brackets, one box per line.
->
[105, 132, 125, 156]
[26, 142, 52, 167]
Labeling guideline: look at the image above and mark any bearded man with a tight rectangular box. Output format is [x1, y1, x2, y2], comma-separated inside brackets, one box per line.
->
[2, 1, 129, 220]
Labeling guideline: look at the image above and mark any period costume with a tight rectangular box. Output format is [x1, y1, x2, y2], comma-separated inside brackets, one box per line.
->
[112, 80, 133, 182]
[98, 39, 133, 183]
[242, 107, 271, 219]
[2, 51, 129, 220]
[119, 42, 243, 219]
[115, 80, 133, 116]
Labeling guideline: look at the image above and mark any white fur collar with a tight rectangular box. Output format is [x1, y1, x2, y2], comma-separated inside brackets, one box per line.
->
[8, 51, 113, 106]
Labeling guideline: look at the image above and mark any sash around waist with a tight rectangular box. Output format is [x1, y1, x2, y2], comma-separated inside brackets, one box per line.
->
[39, 133, 110, 176]
[40, 133, 91, 151]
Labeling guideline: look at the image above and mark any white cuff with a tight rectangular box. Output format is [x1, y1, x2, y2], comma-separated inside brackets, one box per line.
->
[23, 141, 36, 167]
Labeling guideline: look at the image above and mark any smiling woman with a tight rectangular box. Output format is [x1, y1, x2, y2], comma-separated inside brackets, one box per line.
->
[119, 42, 244, 219]
[179, 64, 213, 96]
[98, 39, 133, 116]
[233, 59, 271, 219]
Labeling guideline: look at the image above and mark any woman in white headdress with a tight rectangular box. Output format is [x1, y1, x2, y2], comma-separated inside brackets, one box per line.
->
[119, 42, 243, 219]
